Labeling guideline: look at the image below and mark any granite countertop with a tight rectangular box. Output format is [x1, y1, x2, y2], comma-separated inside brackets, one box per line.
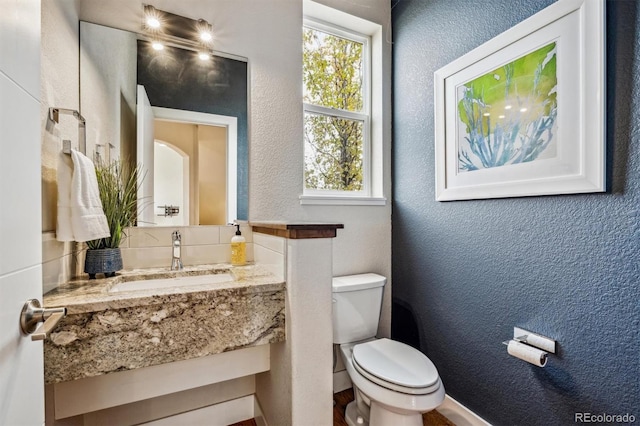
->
[44, 264, 286, 384]
[44, 263, 283, 314]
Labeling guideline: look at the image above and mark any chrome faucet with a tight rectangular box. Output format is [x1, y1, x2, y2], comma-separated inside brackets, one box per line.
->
[171, 230, 183, 271]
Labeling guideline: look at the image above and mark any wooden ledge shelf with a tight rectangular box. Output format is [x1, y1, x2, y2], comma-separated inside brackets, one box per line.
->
[251, 222, 344, 239]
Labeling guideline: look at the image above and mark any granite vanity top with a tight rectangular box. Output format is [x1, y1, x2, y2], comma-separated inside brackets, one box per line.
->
[44, 264, 283, 314]
[43, 264, 285, 384]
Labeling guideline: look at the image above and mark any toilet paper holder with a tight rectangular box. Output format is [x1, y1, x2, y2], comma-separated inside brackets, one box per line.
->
[503, 328, 557, 367]
[502, 327, 557, 353]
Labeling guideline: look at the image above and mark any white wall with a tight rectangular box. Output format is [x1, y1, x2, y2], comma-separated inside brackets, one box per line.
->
[1, 0, 44, 423]
[41, 0, 82, 292]
[42, 0, 81, 232]
[80, 21, 137, 162]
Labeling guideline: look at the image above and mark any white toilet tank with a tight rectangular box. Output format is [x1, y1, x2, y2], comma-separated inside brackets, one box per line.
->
[332, 273, 386, 344]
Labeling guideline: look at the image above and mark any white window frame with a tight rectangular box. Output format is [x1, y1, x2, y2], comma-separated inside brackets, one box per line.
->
[300, 5, 385, 206]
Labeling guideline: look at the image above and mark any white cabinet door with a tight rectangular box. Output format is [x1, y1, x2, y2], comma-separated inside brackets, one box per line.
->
[137, 85, 155, 226]
[0, 0, 41, 97]
[0, 0, 44, 421]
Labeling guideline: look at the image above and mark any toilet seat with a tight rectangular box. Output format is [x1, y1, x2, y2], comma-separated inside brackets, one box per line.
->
[340, 341, 446, 415]
[352, 338, 441, 395]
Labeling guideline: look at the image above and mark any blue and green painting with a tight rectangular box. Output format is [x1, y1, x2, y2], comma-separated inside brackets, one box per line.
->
[456, 42, 558, 173]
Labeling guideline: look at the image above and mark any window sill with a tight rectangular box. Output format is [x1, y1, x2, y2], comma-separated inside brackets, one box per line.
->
[299, 195, 387, 206]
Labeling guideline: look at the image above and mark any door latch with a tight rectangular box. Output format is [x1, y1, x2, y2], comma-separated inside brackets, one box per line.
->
[20, 299, 67, 341]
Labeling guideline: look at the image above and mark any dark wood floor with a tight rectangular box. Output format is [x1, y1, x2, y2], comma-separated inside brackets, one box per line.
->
[229, 418, 257, 426]
[229, 388, 456, 426]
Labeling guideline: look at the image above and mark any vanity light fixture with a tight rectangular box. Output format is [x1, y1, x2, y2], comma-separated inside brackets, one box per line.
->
[197, 19, 214, 43]
[144, 5, 162, 30]
[142, 6, 216, 55]
[146, 16, 160, 29]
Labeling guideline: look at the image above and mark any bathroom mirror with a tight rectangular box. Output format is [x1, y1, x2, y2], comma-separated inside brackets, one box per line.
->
[79, 21, 248, 226]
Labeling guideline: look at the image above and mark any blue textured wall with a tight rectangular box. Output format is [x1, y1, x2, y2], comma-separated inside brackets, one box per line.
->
[391, 1, 640, 424]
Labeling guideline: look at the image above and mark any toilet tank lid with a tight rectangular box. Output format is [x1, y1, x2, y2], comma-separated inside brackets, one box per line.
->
[332, 273, 386, 293]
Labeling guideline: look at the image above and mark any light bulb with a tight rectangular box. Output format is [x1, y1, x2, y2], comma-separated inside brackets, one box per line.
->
[198, 52, 211, 61]
[146, 16, 160, 29]
[197, 19, 213, 43]
[152, 41, 164, 51]
[144, 5, 161, 29]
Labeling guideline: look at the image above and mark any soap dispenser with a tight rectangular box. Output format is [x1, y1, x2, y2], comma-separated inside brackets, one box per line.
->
[230, 224, 246, 266]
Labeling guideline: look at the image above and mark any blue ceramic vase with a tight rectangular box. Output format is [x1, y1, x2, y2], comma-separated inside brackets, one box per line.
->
[84, 248, 123, 279]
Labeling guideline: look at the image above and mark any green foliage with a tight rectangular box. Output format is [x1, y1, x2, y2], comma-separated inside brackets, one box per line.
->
[86, 159, 141, 250]
[304, 114, 363, 191]
[303, 27, 365, 191]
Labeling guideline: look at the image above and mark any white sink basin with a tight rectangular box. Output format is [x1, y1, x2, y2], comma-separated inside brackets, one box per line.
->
[110, 273, 233, 293]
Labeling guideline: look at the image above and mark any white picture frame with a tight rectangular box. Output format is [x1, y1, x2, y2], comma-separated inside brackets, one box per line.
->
[434, 0, 605, 201]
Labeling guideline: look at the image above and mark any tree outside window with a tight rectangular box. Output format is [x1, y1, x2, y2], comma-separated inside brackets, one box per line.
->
[303, 25, 369, 193]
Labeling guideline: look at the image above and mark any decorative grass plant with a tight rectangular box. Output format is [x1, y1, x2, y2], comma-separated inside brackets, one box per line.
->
[84, 158, 144, 278]
[86, 159, 140, 250]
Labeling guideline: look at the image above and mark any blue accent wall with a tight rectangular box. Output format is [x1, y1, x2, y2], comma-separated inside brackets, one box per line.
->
[391, 1, 640, 424]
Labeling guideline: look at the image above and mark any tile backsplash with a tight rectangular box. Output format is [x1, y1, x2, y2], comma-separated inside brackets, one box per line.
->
[253, 232, 285, 281]
[42, 232, 77, 294]
[42, 225, 256, 292]
[120, 225, 254, 269]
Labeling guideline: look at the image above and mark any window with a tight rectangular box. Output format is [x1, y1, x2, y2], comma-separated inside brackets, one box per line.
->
[303, 20, 371, 197]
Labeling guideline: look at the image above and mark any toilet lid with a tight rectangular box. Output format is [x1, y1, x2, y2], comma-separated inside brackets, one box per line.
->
[352, 338, 439, 389]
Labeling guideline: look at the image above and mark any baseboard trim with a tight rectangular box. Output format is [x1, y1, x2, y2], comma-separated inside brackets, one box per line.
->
[438, 394, 491, 426]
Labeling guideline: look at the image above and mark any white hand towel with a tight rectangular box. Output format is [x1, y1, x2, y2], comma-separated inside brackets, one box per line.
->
[70, 149, 111, 242]
[56, 149, 111, 242]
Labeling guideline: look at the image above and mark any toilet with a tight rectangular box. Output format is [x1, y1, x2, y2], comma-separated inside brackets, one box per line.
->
[333, 273, 445, 426]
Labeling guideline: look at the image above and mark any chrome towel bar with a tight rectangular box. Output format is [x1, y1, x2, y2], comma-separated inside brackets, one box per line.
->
[49, 107, 87, 155]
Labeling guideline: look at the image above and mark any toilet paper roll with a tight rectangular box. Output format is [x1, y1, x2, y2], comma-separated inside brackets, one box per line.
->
[514, 327, 556, 353]
[507, 340, 548, 367]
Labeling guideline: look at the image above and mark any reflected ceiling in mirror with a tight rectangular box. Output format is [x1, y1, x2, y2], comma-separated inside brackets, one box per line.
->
[79, 20, 248, 226]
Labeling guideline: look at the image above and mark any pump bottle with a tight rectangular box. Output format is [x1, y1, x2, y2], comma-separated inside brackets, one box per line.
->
[231, 224, 246, 266]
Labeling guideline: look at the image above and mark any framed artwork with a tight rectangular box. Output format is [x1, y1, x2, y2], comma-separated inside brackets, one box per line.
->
[434, 0, 605, 201]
